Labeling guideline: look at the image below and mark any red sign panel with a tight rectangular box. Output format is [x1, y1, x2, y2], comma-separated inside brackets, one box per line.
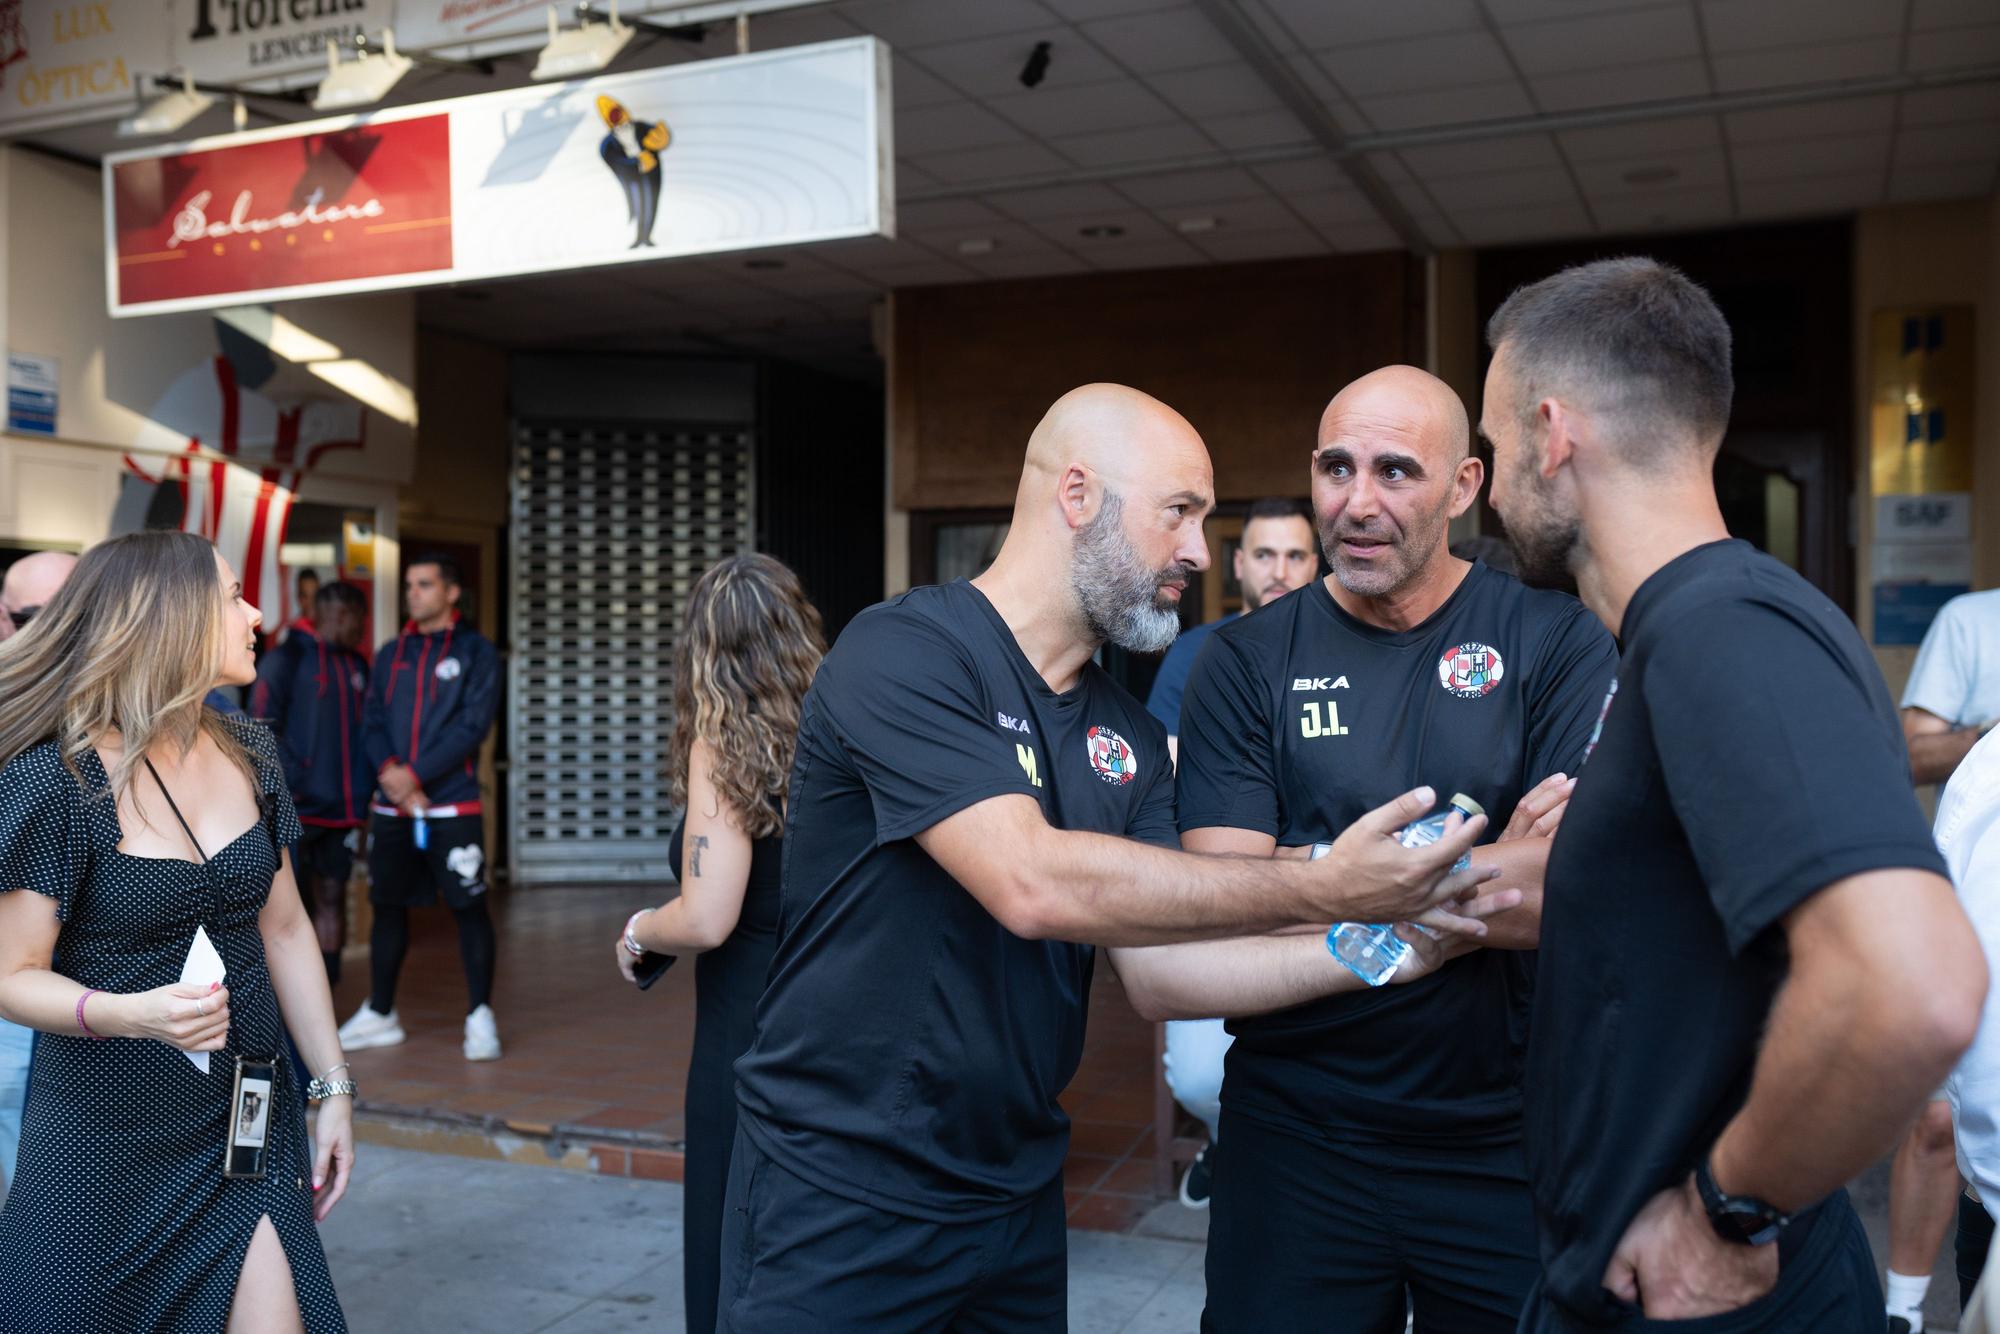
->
[111, 115, 454, 310]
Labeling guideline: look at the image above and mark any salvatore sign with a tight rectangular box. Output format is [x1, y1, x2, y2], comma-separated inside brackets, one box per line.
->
[104, 36, 892, 317]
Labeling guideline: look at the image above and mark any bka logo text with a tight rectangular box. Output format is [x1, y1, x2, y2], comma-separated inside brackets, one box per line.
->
[1291, 676, 1350, 691]
[997, 712, 1031, 734]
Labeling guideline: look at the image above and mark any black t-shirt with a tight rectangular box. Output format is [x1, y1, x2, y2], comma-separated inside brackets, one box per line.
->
[1176, 563, 1618, 1144]
[1526, 541, 1949, 1321]
[732, 579, 1178, 1221]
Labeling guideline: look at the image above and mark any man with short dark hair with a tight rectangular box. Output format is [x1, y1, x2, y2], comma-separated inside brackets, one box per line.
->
[252, 580, 372, 984]
[1145, 494, 1318, 1211]
[341, 555, 503, 1062]
[719, 383, 1509, 1331]
[1121, 366, 1616, 1331]
[1485, 256, 1987, 1328]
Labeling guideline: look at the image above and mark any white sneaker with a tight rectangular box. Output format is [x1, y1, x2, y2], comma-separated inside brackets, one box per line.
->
[463, 1005, 501, 1062]
[337, 1003, 405, 1051]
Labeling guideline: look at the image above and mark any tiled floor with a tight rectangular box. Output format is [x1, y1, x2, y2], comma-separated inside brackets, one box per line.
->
[332, 885, 1195, 1232]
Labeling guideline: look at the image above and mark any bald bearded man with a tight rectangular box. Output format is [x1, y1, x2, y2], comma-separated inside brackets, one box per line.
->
[718, 384, 1512, 1331]
[1126, 367, 1617, 1332]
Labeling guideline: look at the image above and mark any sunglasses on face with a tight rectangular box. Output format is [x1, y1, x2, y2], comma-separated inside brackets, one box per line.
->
[6, 605, 39, 631]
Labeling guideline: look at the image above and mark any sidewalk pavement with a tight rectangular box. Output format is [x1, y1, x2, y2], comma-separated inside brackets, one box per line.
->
[319, 1144, 1957, 1334]
[321, 1143, 1206, 1333]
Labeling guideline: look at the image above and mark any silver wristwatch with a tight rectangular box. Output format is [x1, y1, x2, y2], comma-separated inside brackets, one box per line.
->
[305, 1077, 358, 1104]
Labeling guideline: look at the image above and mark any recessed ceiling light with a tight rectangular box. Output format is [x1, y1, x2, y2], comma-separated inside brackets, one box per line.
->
[1621, 165, 1680, 187]
[1175, 216, 1219, 234]
[745, 258, 787, 270]
[956, 237, 997, 255]
[1079, 223, 1125, 239]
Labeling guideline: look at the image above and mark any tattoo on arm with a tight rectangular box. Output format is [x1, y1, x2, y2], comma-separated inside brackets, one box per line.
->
[690, 836, 709, 878]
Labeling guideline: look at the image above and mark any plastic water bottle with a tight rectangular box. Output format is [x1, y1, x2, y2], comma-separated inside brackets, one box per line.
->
[413, 808, 430, 850]
[1325, 793, 1485, 987]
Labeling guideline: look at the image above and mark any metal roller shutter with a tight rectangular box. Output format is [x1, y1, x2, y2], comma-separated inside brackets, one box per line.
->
[508, 420, 754, 885]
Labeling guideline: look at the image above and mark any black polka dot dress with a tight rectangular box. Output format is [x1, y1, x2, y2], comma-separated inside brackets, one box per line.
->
[0, 715, 346, 1333]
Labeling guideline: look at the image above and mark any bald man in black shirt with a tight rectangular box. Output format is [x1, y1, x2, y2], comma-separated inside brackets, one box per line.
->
[1121, 366, 1617, 1332]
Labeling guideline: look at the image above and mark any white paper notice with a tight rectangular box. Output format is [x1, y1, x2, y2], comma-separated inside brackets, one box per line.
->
[178, 926, 227, 1073]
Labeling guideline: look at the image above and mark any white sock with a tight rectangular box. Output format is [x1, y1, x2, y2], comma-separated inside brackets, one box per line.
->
[1886, 1268, 1930, 1327]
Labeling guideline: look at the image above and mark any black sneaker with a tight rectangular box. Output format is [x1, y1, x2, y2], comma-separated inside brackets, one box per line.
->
[1178, 1141, 1215, 1210]
[1888, 1316, 1915, 1334]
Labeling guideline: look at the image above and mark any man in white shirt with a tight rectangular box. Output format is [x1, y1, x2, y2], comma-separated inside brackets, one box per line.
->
[1894, 590, 2000, 1330]
[1942, 728, 2000, 1311]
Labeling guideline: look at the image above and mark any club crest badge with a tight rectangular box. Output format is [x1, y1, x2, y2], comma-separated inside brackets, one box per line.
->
[1438, 643, 1505, 698]
[435, 657, 462, 681]
[1085, 726, 1138, 786]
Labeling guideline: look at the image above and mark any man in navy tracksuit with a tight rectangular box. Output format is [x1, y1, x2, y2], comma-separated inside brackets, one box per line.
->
[251, 579, 372, 984]
[338, 555, 504, 1062]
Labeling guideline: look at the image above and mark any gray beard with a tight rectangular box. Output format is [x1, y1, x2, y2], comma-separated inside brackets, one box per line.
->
[1071, 495, 1184, 655]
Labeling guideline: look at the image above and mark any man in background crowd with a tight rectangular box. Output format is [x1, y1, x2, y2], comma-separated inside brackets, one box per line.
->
[340, 556, 503, 1062]
[1890, 587, 2000, 1331]
[253, 579, 372, 984]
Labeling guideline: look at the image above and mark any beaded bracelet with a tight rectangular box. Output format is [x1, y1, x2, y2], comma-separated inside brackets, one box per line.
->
[75, 989, 108, 1040]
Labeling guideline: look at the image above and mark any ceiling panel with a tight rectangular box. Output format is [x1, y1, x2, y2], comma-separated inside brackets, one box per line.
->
[1498, 6, 1702, 77]
[1592, 188, 1736, 234]
[911, 29, 1123, 99]
[1079, 7, 1237, 73]
[984, 79, 1182, 137]
[981, 181, 1139, 218]
[1709, 39, 1900, 92]
[1558, 116, 1721, 162]
[1479, 0, 1677, 23]
[1888, 161, 2000, 202]
[1895, 121, 2000, 166]
[1395, 133, 1564, 179]
[1285, 189, 1386, 227]
[1259, 0, 1484, 49]
[1735, 171, 1884, 218]
[1147, 62, 1289, 119]
[1039, 0, 1185, 19]
[1076, 238, 1212, 269]
[896, 198, 1010, 230]
[1911, 0, 1999, 28]
[892, 55, 969, 108]
[1570, 148, 1730, 196]
[1697, 0, 1904, 53]
[954, 247, 1095, 278]
[1202, 109, 1315, 150]
[1027, 207, 1180, 248]
[838, 0, 1059, 50]
[1252, 157, 1355, 193]
[1530, 58, 1710, 113]
[1318, 218, 1420, 252]
[1050, 120, 1216, 164]
[895, 101, 1033, 156]
[1153, 194, 1303, 232]
[1113, 166, 1271, 206]
[1425, 166, 1581, 211]
[908, 140, 1076, 183]
[1724, 95, 1896, 144]
[1357, 79, 1536, 131]
[1315, 30, 1517, 98]
[1900, 84, 2000, 126]
[1730, 133, 1893, 182]
[1905, 24, 2000, 72]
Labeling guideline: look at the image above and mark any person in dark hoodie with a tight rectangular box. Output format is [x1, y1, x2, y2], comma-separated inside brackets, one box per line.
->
[339, 555, 503, 1062]
[251, 579, 371, 984]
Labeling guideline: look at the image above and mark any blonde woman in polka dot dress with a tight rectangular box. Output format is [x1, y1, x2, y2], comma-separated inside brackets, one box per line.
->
[0, 531, 353, 1333]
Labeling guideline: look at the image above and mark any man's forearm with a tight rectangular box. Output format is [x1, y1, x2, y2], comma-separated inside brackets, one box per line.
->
[1026, 829, 1342, 945]
[1910, 726, 1987, 786]
[1710, 937, 1975, 1211]
[1468, 837, 1549, 950]
[1111, 934, 1363, 1020]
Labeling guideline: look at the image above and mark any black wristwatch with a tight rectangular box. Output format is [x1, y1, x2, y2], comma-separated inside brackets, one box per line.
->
[1693, 1155, 1791, 1246]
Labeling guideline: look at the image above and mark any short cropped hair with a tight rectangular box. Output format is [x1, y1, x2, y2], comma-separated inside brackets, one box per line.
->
[1485, 257, 1733, 460]
[315, 580, 367, 614]
[1244, 497, 1312, 527]
[408, 552, 463, 587]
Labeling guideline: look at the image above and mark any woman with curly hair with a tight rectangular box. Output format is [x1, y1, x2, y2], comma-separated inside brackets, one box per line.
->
[0, 530, 353, 1333]
[613, 552, 824, 1334]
